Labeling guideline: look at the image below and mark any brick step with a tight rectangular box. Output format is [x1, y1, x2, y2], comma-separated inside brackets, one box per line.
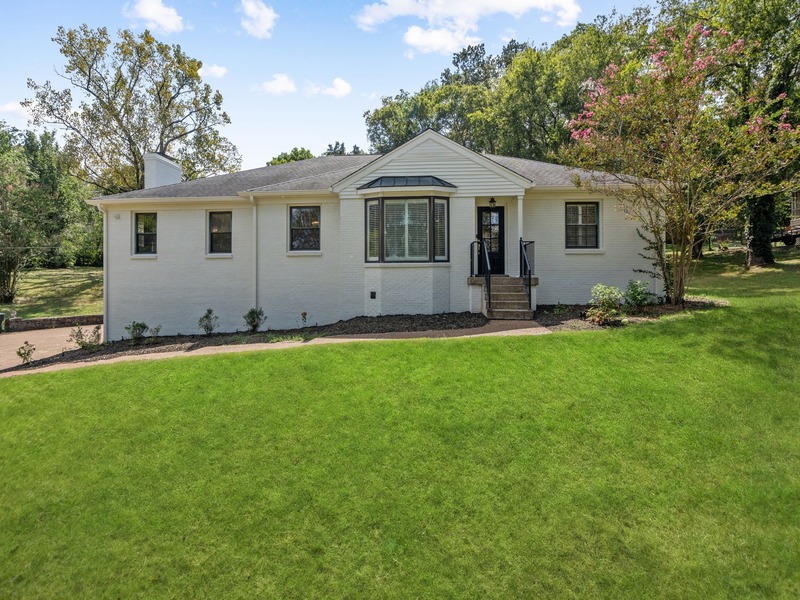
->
[490, 300, 531, 310]
[486, 308, 535, 320]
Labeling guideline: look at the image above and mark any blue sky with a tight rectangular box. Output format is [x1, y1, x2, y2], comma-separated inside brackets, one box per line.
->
[0, 0, 650, 169]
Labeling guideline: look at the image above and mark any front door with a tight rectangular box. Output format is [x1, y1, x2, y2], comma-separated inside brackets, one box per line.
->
[477, 206, 505, 274]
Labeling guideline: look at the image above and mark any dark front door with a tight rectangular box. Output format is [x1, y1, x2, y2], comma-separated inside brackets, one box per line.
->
[477, 206, 505, 274]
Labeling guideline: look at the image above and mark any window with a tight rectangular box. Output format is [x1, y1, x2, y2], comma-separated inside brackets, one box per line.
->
[209, 211, 232, 254]
[792, 192, 800, 219]
[566, 202, 599, 248]
[135, 213, 157, 254]
[366, 197, 448, 262]
[290, 206, 321, 251]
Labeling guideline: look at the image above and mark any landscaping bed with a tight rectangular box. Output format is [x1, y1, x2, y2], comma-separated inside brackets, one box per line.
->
[3, 300, 726, 372]
[535, 296, 726, 331]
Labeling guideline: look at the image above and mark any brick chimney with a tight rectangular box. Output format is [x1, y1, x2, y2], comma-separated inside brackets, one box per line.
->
[143, 153, 182, 189]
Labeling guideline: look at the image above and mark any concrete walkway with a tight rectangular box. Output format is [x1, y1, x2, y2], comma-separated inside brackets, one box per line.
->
[0, 320, 550, 378]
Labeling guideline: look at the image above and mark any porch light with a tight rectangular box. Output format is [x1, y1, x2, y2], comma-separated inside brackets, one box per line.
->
[489, 197, 496, 208]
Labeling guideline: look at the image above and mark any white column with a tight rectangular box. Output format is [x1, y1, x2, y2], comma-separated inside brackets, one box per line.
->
[517, 194, 524, 241]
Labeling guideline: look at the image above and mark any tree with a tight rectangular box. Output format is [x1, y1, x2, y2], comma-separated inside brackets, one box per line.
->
[269, 147, 314, 165]
[24, 25, 241, 195]
[660, 0, 800, 264]
[565, 24, 800, 303]
[323, 142, 365, 156]
[0, 129, 41, 302]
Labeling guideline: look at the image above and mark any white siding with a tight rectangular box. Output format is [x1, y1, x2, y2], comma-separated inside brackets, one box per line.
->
[338, 136, 527, 318]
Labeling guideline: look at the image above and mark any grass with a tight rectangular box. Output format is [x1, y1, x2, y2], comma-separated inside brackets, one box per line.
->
[1, 248, 799, 597]
[0, 267, 103, 319]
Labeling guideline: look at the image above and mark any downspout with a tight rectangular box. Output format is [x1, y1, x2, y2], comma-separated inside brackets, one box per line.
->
[99, 204, 110, 342]
[517, 194, 524, 274]
[250, 196, 258, 309]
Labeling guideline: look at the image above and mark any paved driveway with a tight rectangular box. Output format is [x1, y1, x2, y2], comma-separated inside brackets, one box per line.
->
[0, 326, 98, 371]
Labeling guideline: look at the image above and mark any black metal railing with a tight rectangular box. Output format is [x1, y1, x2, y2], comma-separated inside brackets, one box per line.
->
[519, 238, 535, 311]
[470, 238, 492, 309]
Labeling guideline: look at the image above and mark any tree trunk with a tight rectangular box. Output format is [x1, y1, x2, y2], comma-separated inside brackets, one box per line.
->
[747, 195, 776, 267]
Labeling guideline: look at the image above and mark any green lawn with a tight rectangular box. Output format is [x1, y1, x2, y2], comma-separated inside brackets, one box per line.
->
[0, 267, 103, 319]
[1, 248, 798, 597]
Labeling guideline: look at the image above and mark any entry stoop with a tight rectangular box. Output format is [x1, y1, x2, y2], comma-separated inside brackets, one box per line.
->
[486, 276, 534, 320]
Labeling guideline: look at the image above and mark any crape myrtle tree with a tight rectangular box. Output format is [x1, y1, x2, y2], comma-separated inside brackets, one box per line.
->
[660, 0, 800, 265]
[565, 23, 800, 303]
[24, 25, 241, 195]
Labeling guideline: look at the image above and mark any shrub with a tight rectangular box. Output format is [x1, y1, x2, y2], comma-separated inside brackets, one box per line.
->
[625, 280, 657, 307]
[591, 284, 623, 312]
[68, 324, 103, 352]
[149, 324, 162, 343]
[198, 309, 219, 335]
[16, 341, 35, 365]
[587, 283, 623, 325]
[243, 307, 267, 333]
[124, 321, 149, 344]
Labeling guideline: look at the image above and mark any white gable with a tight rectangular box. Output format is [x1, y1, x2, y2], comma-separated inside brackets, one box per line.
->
[334, 130, 531, 199]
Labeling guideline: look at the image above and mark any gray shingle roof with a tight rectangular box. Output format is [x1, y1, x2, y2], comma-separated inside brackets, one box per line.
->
[484, 154, 617, 187]
[97, 154, 378, 200]
[93, 148, 616, 202]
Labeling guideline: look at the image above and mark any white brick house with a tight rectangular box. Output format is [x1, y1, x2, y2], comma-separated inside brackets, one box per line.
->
[88, 129, 661, 340]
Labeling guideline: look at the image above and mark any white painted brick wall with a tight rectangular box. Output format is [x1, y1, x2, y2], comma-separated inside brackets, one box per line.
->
[103, 140, 662, 338]
[105, 203, 254, 340]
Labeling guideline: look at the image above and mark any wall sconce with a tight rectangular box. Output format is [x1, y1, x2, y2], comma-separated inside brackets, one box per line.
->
[489, 197, 496, 209]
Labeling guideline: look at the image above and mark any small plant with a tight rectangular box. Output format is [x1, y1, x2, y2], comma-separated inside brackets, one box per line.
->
[300, 311, 308, 327]
[624, 280, 656, 307]
[553, 303, 568, 316]
[148, 324, 162, 343]
[16, 341, 35, 365]
[198, 308, 219, 335]
[68, 324, 103, 352]
[243, 307, 267, 333]
[124, 321, 149, 344]
[586, 283, 624, 325]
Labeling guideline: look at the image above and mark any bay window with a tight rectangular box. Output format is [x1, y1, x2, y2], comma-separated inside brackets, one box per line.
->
[366, 197, 448, 262]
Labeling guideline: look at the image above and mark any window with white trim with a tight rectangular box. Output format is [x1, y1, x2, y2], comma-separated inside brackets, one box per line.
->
[208, 211, 232, 253]
[289, 206, 321, 251]
[366, 197, 448, 262]
[566, 202, 599, 248]
[135, 213, 157, 254]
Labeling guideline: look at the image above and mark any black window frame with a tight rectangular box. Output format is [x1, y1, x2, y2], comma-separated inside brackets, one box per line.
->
[134, 212, 157, 255]
[208, 211, 232, 254]
[289, 206, 321, 251]
[565, 202, 599, 249]
[365, 196, 449, 263]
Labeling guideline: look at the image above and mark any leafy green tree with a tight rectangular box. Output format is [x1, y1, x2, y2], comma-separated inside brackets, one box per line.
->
[269, 147, 314, 165]
[24, 25, 241, 195]
[565, 24, 800, 303]
[660, 0, 800, 264]
[0, 129, 42, 302]
[323, 142, 366, 156]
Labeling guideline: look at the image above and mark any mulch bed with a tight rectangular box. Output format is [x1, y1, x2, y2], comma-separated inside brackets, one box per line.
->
[3, 299, 725, 372]
[535, 296, 726, 332]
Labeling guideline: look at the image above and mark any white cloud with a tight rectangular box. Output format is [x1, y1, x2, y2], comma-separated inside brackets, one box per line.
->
[307, 77, 353, 99]
[0, 101, 30, 121]
[355, 0, 581, 54]
[122, 0, 184, 34]
[240, 0, 278, 39]
[260, 73, 296, 95]
[199, 64, 228, 78]
[403, 25, 480, 54]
